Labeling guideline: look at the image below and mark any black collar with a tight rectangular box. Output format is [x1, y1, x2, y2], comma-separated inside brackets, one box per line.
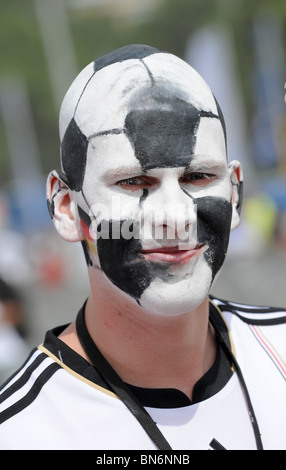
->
[43, 301, 233, 408]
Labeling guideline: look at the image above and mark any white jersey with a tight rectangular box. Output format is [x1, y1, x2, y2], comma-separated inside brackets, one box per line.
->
[0, 296, 286, 450]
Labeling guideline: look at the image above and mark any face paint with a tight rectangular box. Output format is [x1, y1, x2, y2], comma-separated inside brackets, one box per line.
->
[52, 45, 241, 315]
[125, 91, 200, 171]
[96, 220, 151, 300]
[196, 196, 232, 279]
[125, 87, 221, 173]
[61, 119, 88, 192]
[88, 91, 229, 304]
[95, 198, 232, 305]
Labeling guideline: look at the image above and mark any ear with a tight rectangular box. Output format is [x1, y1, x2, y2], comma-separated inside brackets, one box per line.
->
[46, 170, 84, 242]
[228, 160, 243, 231]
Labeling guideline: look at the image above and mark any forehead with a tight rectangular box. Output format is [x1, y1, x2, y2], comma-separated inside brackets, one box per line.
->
[84, 116, 227, 184]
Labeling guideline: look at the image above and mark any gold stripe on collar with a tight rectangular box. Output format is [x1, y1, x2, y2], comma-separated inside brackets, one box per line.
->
[38, 344, 119, 400]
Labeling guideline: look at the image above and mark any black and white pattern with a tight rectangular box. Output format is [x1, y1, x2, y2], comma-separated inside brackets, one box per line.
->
[47, 45, 243, 313]
[0, 349, 61, 425]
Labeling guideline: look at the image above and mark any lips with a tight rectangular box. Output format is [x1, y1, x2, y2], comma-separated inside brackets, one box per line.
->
[141, 244, 205, 264]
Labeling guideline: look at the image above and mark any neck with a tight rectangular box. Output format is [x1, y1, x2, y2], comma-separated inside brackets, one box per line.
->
[60, 273, 216, 400]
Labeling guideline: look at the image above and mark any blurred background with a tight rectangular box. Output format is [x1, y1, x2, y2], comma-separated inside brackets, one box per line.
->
[0, 0, 285, 381]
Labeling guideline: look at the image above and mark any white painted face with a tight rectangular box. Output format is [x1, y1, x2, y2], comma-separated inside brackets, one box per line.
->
[49, 45, 242, 316]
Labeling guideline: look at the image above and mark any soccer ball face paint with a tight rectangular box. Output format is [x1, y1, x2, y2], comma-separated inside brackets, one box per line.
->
[53, 45, 241, 315]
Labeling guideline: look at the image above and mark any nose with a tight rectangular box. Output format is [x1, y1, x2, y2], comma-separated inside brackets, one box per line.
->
[141, 178, 197, 244]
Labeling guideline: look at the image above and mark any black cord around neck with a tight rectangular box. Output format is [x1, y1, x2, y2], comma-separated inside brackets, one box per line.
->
[76, 301, 263, 451]
[76, 303, 172, 450]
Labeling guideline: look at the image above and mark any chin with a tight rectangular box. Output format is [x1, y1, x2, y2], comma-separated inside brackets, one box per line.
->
[138, 271, 213, 317]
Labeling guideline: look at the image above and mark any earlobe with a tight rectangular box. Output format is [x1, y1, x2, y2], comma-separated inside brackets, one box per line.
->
[46, 170, 84, 242]
[228, 160, 243, 231]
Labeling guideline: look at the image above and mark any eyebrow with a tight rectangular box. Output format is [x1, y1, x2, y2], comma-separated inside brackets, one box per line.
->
[183, 159, 227, 173]
[88, 128, 124, 140]
[102, 159, 227, 181]
[102, 165, 145, 181]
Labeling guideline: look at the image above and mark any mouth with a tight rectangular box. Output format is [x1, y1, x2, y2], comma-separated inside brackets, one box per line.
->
[141, 244, 205, 264]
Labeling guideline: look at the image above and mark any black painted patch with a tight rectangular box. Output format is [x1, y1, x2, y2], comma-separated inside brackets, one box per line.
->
[125, 95, 200, 170]
[77, 205, 94, 267]
[196, 196, 232, 279]
[77, 204, 92, 228]
[139, 188, 149, 207]
[97, 220, 150, 299]
[81, 240, 93, 267]
[61, 118, 88, 191]
[93, 44, 161, 74]
[47, 198, 54, 219]
[236, 180, 243, 215]
[96, 220, 172, 300]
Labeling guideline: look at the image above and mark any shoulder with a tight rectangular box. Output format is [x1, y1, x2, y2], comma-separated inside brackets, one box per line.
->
[210, 296, 286, 381]
[210, 295, 286, 391]
[0, 347, 62, 425]
[210, 295, 286, 326]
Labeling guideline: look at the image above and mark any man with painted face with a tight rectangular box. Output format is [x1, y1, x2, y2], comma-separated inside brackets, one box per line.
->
[1, 45, 286, 451]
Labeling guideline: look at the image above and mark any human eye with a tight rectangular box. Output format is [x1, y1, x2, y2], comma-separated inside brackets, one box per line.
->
[119, 177, 142, 186]
[180, 172, 217, 186]
[116, 176, 157, 191]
